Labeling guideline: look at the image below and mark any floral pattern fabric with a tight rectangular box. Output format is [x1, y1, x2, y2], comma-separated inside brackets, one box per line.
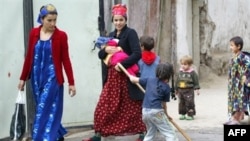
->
[228, 52, 250, 116]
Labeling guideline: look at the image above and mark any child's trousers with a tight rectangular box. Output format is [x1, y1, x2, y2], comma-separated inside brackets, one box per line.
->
[178, 88, 196, 116]
[142, 108, 178, 141]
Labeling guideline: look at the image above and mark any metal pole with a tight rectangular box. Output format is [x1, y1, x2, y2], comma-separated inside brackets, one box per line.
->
[98, 0, 109, 86]
[23, 0, 34, 138]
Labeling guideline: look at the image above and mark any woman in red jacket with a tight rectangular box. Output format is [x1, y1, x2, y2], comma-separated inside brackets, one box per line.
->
[18, 4, 76, 141]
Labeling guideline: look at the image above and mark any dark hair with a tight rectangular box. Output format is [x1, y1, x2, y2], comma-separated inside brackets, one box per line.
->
[111, 16, 127, 22]
[156, 62, 173, 81]
[230, 36, 243, 50]
[139, 35, 154, 51]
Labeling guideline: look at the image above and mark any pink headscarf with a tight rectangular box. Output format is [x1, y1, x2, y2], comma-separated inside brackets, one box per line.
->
[112, 4, 127, 17]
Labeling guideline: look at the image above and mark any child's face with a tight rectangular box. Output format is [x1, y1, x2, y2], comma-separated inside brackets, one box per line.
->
[230, 41, 240, 54]
[181, 62, 190, 71]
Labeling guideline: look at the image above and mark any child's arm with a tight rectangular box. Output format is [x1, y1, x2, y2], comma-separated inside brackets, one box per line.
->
[189, 70, 200, 95]
[162, 102, 172, 120]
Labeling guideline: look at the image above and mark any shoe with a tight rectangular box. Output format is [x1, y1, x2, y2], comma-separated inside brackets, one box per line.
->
[82, 136, 101, 141]
[186, 116, 194, 120]
[179, 115, 186, 120]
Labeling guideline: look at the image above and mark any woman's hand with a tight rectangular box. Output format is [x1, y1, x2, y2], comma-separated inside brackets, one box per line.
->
[105, 46, 121, 54]
[69, 85, 76, 97]
[18, 80, 25, 91]
[114, 64, 121, 72]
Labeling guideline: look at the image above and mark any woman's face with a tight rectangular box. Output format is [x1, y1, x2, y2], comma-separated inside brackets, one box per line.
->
[42, 14, 57, 32]
[113, 15, 126, 31]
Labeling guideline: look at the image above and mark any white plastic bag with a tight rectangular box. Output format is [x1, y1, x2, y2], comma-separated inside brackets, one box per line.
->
[10, 91, 26, 140]
[16, 90, 26, 104]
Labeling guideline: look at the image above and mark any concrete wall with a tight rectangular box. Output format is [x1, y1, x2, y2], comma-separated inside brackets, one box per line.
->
[199, 0, 250, 75]
[207, 0, 250, 51]
[175, 0, 250, 75]
[175, 0, 192, 61]
[0, 0, 100, 138]
[0, 0, 25, 138]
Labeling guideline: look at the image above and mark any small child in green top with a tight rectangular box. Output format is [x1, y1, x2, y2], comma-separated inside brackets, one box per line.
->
[175, 55, 200, 120]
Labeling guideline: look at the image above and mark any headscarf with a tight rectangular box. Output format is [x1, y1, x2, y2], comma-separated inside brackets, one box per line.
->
[37, 4, 58, 24]
[112, 4, 127, 17]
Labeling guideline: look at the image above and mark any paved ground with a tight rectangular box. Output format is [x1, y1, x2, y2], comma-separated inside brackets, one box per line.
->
[64, 127, 223, 141]
[63, 75, 250, 141]
[14, 75, 248, 141]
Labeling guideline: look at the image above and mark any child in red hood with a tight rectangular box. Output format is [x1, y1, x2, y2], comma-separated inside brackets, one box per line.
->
[138, 36, 160, 81]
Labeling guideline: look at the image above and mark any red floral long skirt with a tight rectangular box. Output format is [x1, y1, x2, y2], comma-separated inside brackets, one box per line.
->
[94, 67, 146, 137]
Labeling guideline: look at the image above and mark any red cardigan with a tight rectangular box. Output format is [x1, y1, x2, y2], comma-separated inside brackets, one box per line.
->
[20, 26, 75, 85]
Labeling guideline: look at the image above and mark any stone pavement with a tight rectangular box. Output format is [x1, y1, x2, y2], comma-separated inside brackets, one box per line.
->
[64, 128, 223, 141]
[64, 75, 249, 141]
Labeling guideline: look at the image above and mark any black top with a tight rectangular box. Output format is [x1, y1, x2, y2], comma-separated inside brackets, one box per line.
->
[98, 24, 141, 68]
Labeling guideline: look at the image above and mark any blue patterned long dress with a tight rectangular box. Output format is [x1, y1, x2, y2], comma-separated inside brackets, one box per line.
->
[228, 52, 250, 117]
[31, 39, 67, 141]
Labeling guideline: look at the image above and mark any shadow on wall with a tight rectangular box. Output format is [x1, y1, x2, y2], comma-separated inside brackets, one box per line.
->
[204, 51, 231, 76]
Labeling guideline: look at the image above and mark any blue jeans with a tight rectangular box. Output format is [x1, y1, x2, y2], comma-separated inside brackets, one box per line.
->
[142, 108, 178, 141]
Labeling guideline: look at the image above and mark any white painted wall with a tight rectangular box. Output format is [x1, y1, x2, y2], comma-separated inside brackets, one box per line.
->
[175, 0, 192, 61]
[207, 0, 250, 51]
[175, 0, 250, 63]
[0, 0, 25, 138]
[0, 0, 101, 138]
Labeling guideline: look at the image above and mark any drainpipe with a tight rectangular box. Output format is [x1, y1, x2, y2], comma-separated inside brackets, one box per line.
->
[23, 0, 34, 138]
[98, 0, 106, 36]
[98, 0, 108, 86]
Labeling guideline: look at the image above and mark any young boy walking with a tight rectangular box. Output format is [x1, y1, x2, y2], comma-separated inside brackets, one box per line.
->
[129, 63, 178, 141]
